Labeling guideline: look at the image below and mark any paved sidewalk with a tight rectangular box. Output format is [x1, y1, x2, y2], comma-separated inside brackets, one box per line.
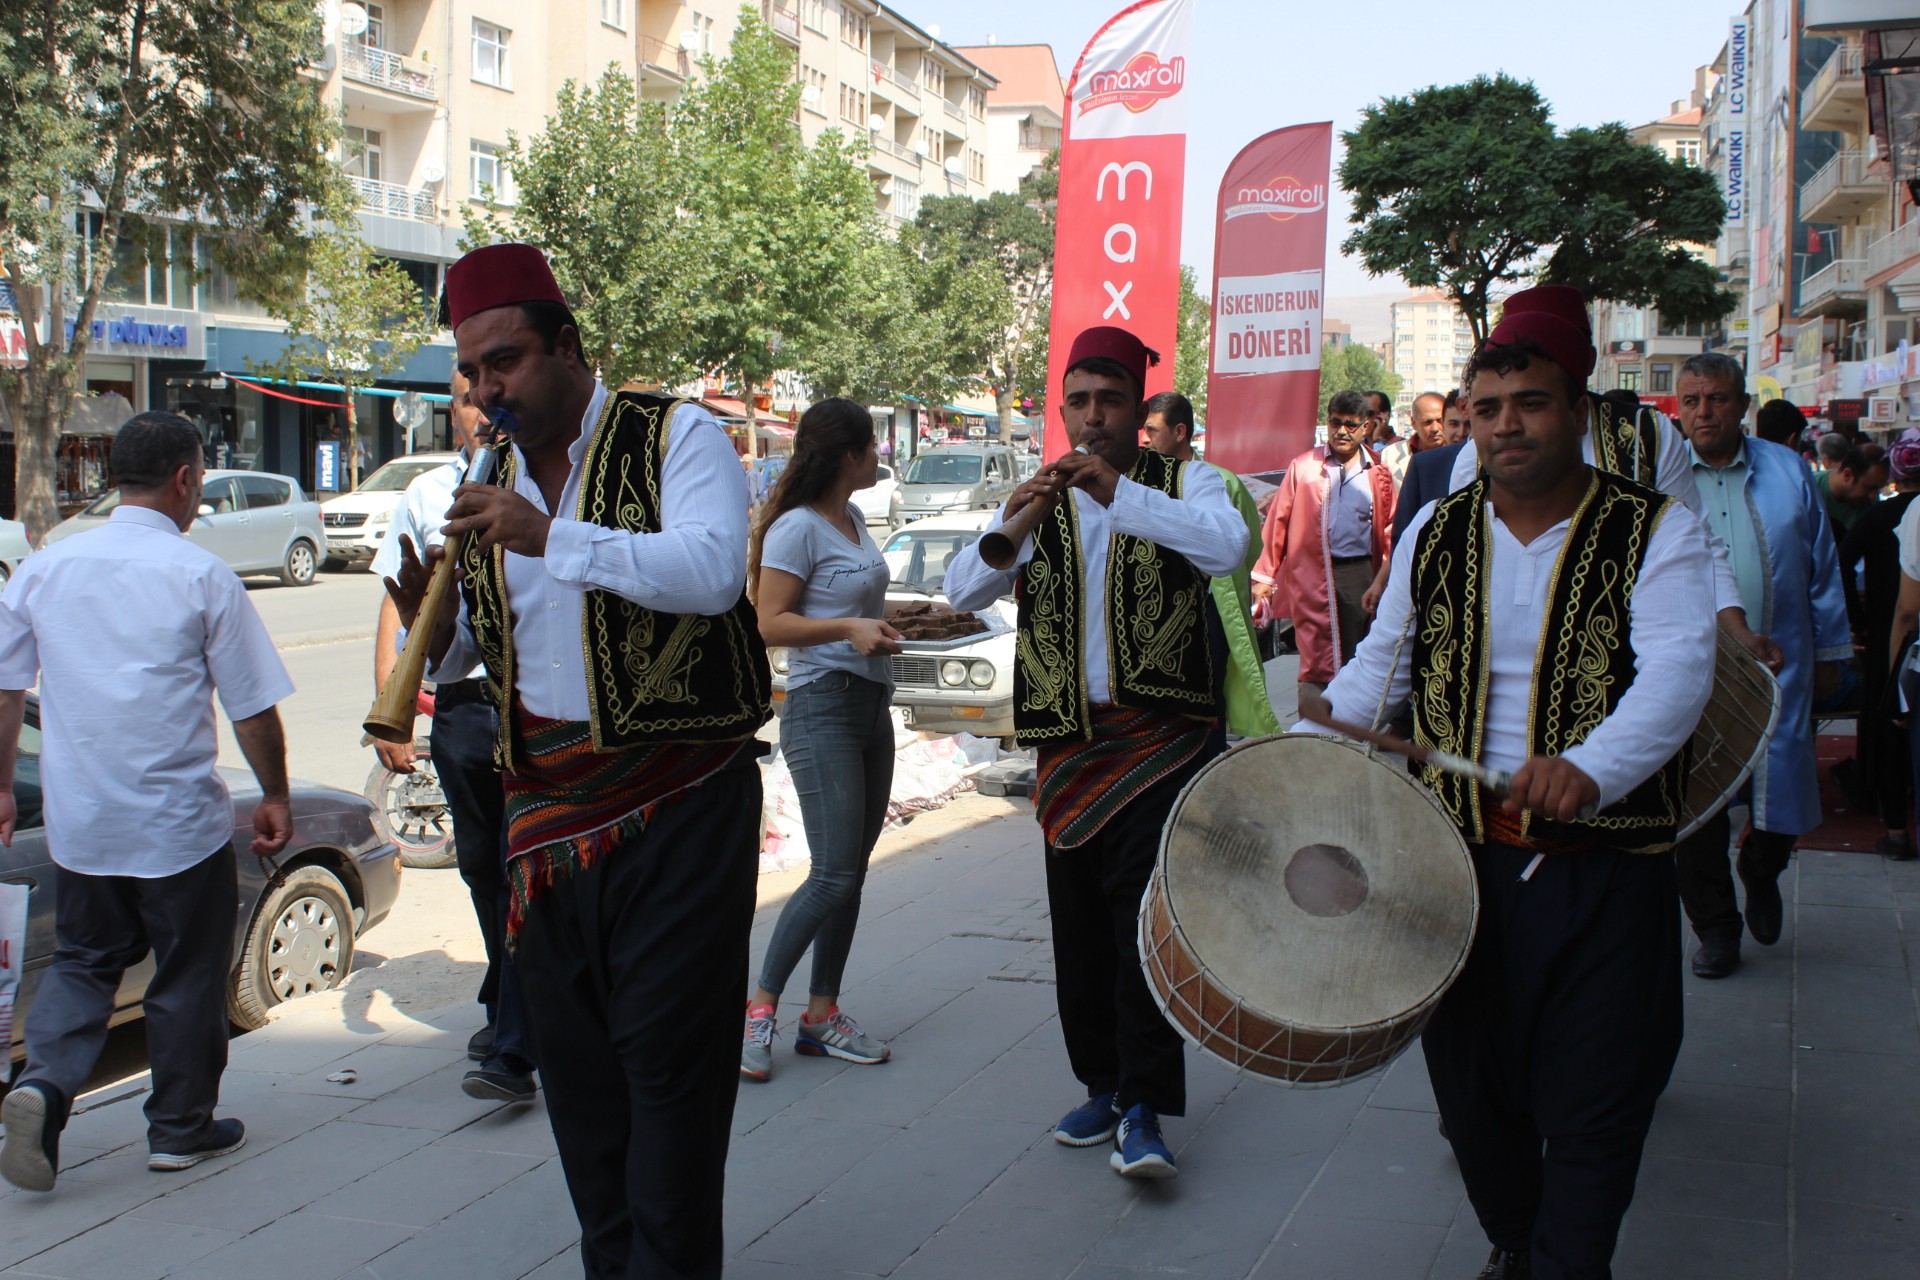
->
[4, 796, 1917, 1279]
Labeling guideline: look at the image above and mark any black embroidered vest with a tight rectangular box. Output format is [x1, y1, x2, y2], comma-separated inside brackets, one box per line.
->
[460, 391, 771, 770]
[1013, 450, 1216, 745]
[1408, 470, 1686, 850]
[1588, 394, 1661, 488]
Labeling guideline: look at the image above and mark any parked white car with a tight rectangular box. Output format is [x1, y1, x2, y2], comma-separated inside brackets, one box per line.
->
[0, 519, 33, 584]
[766, 511, 1016, 740]
[43, 470, 326, 586]
[319, 452, 460, 570]
[851, 462, 896, 528]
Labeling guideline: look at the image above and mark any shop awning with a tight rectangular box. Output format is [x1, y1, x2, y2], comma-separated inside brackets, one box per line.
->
[0, 391, 133, 436]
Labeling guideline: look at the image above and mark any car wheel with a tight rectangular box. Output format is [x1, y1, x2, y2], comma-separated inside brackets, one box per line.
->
[229, 865, 355, 1031]
[365, 742, 458, 870]
[280, 539, 318, 587]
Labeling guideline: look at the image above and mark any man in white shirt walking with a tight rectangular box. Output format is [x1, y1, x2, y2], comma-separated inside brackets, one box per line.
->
[0, 413, 294, 1193]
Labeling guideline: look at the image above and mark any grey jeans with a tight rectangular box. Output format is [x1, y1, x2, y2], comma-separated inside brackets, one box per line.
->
[757, 670, 894, 999]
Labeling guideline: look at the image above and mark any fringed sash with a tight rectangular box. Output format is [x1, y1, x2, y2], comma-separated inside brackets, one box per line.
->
[1034, 704, 1211, 849]
[502, 713, 743, 938]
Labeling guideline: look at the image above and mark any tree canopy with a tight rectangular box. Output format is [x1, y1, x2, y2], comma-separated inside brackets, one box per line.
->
[1318, 342, 1401, 423]
[0, 0, 342, 536]
[1339, 74, 1732, 342]
[1174, 265, 1210, 420]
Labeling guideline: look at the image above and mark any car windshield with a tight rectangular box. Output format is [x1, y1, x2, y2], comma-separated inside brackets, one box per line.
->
[904, 454, 983, 485]
[882, 527, 990, 596]
[356, 458, 448, 493]
[82, 488, 121, 517]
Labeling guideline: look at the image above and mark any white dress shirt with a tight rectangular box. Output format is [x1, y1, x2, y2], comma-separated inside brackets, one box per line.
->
[943, 461, 1247, 704]
[436, 384, 751, 720]
[0, 506, 294, 876]
[1301, 495, 1715, 811]
[372, 452, 486, 682]
[1687, 439, 1767, 625]
[1446, 411, 1742, 614]
[1325, 453, 1376, 558]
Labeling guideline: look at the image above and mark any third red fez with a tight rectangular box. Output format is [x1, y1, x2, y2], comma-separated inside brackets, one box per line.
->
[1484, 284, 1595, 383]
[1066, 325, 1160, 393]
[444, 243, 568, 331]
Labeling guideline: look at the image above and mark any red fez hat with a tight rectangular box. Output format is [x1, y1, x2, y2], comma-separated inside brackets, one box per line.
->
[1484, 284, 1594, 383]
[444, 243, 568, 331]
[1066, 325, 1160, 393]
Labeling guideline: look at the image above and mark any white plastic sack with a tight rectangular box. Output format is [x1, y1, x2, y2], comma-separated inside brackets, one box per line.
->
[0, 880, 26, 1049]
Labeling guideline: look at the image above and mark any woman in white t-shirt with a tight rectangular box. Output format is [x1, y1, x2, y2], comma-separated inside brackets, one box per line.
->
[741, 399, 904, 1080]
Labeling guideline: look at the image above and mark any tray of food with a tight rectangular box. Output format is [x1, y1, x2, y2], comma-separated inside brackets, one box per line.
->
[884, 600, 1006, 650]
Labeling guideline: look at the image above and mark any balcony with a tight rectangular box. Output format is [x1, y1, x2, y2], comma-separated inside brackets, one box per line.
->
[943, 97, 965, 123]
[765, 1, 801, 45]
[868, 131, 921, 168]
[640, 35, 692, 87]
[1800, 150, 1882, 226]
[341, 44, 439, 109]
[1868, 219, 1920, 281]
[871, 61, 921, 108]
[1800, 43, 1866, 134]
[348, 176, 439, 224]
[1800, 257, 1867, 316]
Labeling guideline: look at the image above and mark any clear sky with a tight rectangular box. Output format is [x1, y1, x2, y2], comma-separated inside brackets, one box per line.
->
[915, 0, 1737, 305]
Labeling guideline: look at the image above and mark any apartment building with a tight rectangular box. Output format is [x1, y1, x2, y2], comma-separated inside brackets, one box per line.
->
[1389, 291, 1472, 417]
[1323, 319, 1352, 352]
[951, 43, 1064, 196]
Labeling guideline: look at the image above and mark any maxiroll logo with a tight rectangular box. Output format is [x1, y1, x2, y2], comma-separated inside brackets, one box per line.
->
[1224, 175, 1326, 222]
[1080, 52, 1186, 115]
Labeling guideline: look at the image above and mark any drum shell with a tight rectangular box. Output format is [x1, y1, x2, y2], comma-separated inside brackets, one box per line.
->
[1677, 627, 1781, 841]
[1139, 734, 1479, 1087]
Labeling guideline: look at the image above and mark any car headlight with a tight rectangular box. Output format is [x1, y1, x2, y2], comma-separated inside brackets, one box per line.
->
[770, 649, 790, 674]
[940, 659, 968, 686]
[968, 659, 994, 688]
[371, 511, 391, 525]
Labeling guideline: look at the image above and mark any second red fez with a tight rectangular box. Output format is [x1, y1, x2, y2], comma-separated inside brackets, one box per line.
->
[1483, 283, 1595, 383]
[445, 243, 568, 331]
[1066, 325, 1160, 393]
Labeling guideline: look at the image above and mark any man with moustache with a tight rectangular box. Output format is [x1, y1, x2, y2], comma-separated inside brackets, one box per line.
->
[1442, 388, 1472, 444]
[372, 368, 533, 1102]
[1380, 390, 1448, 488]
[1301, 302, 1716, 1279]
[386, 243, 768, 1279]
[946, 327, 1245, 1181]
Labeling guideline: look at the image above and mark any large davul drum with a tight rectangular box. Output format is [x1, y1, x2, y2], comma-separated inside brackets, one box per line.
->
[1139, 734, 1478, 1086]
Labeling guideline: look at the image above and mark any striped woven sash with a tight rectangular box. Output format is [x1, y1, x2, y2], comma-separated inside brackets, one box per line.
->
[1034, 705, 1212, 849]
[502, 713, 743, 938]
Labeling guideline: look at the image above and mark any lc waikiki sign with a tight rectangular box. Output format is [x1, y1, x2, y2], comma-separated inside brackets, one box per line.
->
[1724, 15, 1748, 226]
[1205, 124, 1335, 472]
[1043, 0, 1194, 460]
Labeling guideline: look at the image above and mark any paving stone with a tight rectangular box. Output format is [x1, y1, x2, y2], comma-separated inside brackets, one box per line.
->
[1794, 904, 1908, 969]
[863, 932, 1054, 993]
[1613, 1209, 1788, 1280]
[351, 1160, 579, 1280]
[1792, 1197, 1920, 1280]
[312, 1141, 545, 1227]
[1633, 1154, 1787, 1225]
[1792, 1050, 1920, 1210]
[724, 1176, 819, 1259]
[726, 1111, 899, 1194]
[136, 1120, 437, 1233]
[344, 1060, 537, 1131]
[4, 1215, 238, 1280]
[279, 1043, 468, 1101]
[0, 1177, 173, 1271]
[429, 1096, 558, 1159]
[1424, 1210, 1499, 1280]
[1644, 1081, 1790, 1166]
[744, 1112, 1041, 1275]
[1364, 1048, 1438, 1113]
[514, 1244, 582, 1279]
[720, 1260, 884, 1279]
[1799, 850, 1890, 879]
[1283, 1104, 1465, 1228]
[936, 1045, 1073, 1126]
[1670, 1003, 1793, 1090]
[1251, 1212, 1446, 1279]
[1790, 961, 1920, 1056]
[1794, 870, 1895, 909]
[183, 1209, 416, 1280]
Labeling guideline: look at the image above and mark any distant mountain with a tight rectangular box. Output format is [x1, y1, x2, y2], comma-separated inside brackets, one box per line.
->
[1323, 292, 1403, 347]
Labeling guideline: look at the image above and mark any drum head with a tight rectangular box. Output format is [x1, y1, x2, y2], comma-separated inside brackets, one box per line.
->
[1157, 734, 1477, 1033]
[1679, 627, 1780, 840]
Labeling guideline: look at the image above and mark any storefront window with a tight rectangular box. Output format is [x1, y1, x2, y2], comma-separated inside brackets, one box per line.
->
[168, 229, 196, 310]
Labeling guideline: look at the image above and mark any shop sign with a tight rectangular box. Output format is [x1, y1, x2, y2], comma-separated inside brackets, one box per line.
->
[1827, 398, 1868, 420]
[0, 316, 26, 367]
[1792, 322, 1824, 370]
[1608, 340, 1644, 361]
[61, 306, 204, 360]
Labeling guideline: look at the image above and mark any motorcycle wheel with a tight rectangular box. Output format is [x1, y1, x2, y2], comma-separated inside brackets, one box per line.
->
[365, 739, 459, 869]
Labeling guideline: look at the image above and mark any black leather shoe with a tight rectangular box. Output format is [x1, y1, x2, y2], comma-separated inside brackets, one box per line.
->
[1740, 866, 1784, 946]
[467, 1023, 495, 1062]
[1691, 933, 1741, 979]
[1476, 1246, 1532, 1278]
[462, 1053, 536, 1104]
[1879, 833, 1917, 862]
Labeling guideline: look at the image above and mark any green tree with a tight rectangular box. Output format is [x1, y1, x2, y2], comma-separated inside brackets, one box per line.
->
[916, 155, 1057, 441]
[0, 0, 341, 538]
[1318, 343, 1401, 422]
[1174, 265, 1210, 419]
[1339, 75, 1732, 343]
[253, 214, 439, 488]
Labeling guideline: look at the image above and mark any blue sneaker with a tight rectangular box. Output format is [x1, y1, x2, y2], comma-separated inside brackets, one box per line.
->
[1054, 1092, 1120, 1147]
[1109, 1104, 1176, 1179]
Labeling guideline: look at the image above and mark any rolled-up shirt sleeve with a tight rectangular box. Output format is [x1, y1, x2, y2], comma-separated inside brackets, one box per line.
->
[204, 572, 295, 721]
[1108, 463, 1247, 577]
[544, 404, 749, 615]
[1558, 503, 1716, 809]
[943, 502, 1021, 613]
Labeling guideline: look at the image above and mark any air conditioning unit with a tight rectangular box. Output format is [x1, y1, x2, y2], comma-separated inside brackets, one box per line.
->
[1869, 396, 1900, 424]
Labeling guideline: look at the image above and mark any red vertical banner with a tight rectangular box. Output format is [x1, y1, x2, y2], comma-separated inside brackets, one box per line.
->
[1203, 124, 1333, 474]
[1043, 0, 1194, 461]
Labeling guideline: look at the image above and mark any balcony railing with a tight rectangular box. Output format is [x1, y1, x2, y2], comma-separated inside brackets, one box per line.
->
[765, 2, 800, 42]
[869, 132, 921, 167]
[943, 98, 965, 123]
[1808, 42, 1865, 105]
[1801, 149, 1872, 213]
[348, 175, 439, 223]
[1802, 257, 1866, 308]
[640, 35, 692, 80]
[341, 44, 438, 102]
[873, 60, 920, 99]
[1868, 219, 1920, 279]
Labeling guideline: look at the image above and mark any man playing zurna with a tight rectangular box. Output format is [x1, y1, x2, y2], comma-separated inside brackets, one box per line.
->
[945, 326, 1245, 1181]
[387, 243, 769, 1280]
[1302, 286, 1717, 1280]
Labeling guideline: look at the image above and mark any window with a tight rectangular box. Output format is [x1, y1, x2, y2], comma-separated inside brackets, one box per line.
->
[839, 84, 867, 125]
[1616, 370, 1641, 392]
[921, 127, 941, 164]
[968, 147, 985, 184]
[167, 227, 196, 309]
[380, 256, 440, 314]
[840, 8, 868, 50]
[690, 12, 714, 56]
[1656, 315, 1709, 338]
[470, 140, 515, 203]
[344, 125, 383, 181]
[802, 65, 829, 114]
[1674, 138, 1701, 166]
[472, 20, 511, 88]
[239, 476, 292, 510]
[201, 477, 242, 515]
[922, 57, 945, 98]
[891, 177, 919, 221]
[1649, 363, 1673, 394]
[354, 2, 385, 49]
[600, 0, 626, 30]
[968, 85, 986, 118]
[803, 0, 832, 34]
